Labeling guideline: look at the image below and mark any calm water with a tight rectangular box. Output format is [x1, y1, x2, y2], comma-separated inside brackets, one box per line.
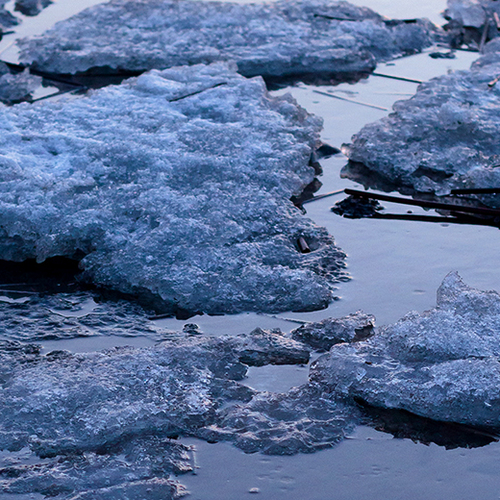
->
[2, 0, 500, 499]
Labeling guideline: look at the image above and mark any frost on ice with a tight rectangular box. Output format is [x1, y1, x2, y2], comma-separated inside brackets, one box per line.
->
[18, 0, 435, 81]
[343, 41, 500, 206]
[0, 62, 347, 315]
[311, 272, 500, 429]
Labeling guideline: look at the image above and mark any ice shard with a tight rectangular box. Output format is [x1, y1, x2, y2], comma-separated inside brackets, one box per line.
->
[311, 272, 500, 429]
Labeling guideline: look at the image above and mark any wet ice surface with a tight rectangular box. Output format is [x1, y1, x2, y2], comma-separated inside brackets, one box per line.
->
[0, 292, 172, 342]
[17, 0, 436, 79]
[0, 329, 340, 497]
[0, 62, 348, 315]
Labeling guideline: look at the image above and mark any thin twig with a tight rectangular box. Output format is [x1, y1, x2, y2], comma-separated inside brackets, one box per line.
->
[302, 189, 345, 204]
[31, 87, 87, 103]
[256, 312, 311, 325]
[371, 212, 500, 227]
[312, 89, 389, 111]
[450, 187, 500, 195]
[169, 82, 227, 102]
[480, 17, 490, 53]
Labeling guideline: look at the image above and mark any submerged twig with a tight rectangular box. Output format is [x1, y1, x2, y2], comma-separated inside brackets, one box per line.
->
[371, 212, 500, 227]
[344, 188, 500, 217]
[371, 72, 423, 84]
[256, 312, 311, 325]
[312, 89, 389, 111]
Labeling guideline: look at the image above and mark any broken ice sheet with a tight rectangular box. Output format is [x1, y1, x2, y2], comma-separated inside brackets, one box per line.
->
[18, 0, 436, 81]
[0, 62, 347, 315]
[343, 39, 500, 207]
[311, 272, 500, 430]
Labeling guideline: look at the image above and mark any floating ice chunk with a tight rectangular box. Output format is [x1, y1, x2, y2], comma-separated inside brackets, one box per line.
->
[18, 0, 435, 80]
[290, 311, 375, 351]
[0, 0, 18, 28]
[343, 47, 500, 205]
[0, 63, 346, 315]
[444, 0, 487, 28]
[311, 272, 500, 429]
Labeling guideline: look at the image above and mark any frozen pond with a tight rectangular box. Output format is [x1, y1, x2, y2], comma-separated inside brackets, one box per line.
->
[1, 0, 500, 499]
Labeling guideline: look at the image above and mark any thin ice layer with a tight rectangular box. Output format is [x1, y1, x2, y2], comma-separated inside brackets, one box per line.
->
[0, 292, 175, 341]
[18, 0, 435, 79]
[0, 63, 346, 314]
[343, 42, 500, 205]
[311, 272, 500, 429]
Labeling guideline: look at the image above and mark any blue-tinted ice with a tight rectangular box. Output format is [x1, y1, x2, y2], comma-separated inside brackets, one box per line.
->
[18, 0, 436, 78]
[0, 62, 346, 315]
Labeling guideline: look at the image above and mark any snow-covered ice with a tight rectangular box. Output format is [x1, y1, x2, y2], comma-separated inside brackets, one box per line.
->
[18, 0, 436, 80]
[343, 41, 500, 206]
[0, 62, 347, 315]
[311, 272, 500, 429]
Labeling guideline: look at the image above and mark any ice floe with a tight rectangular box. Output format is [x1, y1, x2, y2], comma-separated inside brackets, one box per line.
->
[311, 272, 500, 429]
[343, 42, 500, 206]
[290, 311, 375, 351]
[18, 0, 436, 81]
[3, 274, 500, 497]
[0, 329, 310, 497]
[0, 62, 346, 315]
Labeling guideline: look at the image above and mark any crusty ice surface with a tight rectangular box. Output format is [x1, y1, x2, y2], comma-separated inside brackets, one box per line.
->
[343, 40, 500, 206]
[18, 0, 435, 78]
[0, 62, 346, 315]
[311, 272, 500, 429]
